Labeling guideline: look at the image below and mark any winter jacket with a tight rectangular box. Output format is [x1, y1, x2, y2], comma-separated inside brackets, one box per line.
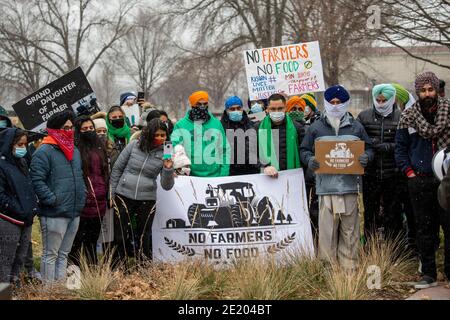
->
[438, 169, 450, 211]
[395, 127, 434, 177]
[81, 150, 107, 219]
[357, 105, 401, 180]
[0, 128, 39, 226]
[255, 115, 305, 171]
[220, 111, 260, 176]
[110, 140, 174, 201]
[300, 113, 374, 195]
[171, 110, 230, 177]
[30, 142, 86, 219]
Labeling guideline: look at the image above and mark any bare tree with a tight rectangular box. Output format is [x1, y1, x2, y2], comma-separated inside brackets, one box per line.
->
[90, 59, 120, 108]
[116, 11, 175, 100]
[4, 0, 137, 78]
[0, 0, 50, 94]
[378, 0, 450, 69]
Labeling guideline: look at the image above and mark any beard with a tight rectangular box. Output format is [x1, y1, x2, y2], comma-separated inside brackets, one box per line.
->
[327, 114, 341, 135]
[419, 96, 438, 110]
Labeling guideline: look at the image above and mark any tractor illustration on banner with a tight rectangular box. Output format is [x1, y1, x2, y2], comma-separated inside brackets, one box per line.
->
[186, 182, 284, 229]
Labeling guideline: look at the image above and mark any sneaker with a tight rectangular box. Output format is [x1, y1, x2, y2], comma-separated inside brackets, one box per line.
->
[414, 276, 438, 289]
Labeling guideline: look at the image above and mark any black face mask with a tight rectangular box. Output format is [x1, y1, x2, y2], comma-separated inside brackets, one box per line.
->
[80, 131, 97, 142]
[189, 106, 210, 122]
[111, 118, 125, 128]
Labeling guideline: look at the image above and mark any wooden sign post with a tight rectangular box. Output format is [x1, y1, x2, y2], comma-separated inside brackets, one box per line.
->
[314, 140, 365, 175]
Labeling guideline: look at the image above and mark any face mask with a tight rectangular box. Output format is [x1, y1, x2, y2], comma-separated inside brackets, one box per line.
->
[228, 111, 243, 122]
[0, 120, 7, 128]
[153, 138, 165, 146]
[80, 130, 97, 141]
[269, 112, 285, 123]
[324, 100, 349, 119]
[14, 147, 27, 158]
[250, 104, 263, 114]
[111, 118, 125, 129]
[374, 95, 395, 117]
[177, 167, 191, 176]
[189, 106, 210, 122]
[289, 111, 304, 122]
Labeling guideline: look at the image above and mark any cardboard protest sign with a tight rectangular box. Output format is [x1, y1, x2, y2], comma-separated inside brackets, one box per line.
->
[153, 169, 314, 265]
[12, 67, 97, 133]
[314, 140, 365, 175]
[243, 41, 326, 101]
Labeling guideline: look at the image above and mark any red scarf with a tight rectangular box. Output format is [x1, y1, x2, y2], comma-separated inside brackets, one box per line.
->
[45, 129, 75, 161]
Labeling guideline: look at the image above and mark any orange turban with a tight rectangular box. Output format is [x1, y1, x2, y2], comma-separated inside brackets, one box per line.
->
[286, 96, 306, 112]
[189, 91, 209, 107]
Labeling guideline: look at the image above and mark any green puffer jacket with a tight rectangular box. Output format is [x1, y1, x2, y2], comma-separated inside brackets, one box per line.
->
[171, 110, 230, 177]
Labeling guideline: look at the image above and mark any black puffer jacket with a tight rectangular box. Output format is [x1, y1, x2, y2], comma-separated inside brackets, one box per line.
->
[221, 111, 260, 176]
[255, 115, 306, 171]
[0, 128, 39, 226]
[357, 105, 401, 179]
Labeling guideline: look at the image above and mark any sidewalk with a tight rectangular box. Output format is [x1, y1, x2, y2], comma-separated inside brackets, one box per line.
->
[406, 283, 450, 300]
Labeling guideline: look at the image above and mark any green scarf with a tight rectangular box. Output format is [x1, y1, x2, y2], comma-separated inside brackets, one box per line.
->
[258, 114, 301, 170]
[106, 119, 131, 143]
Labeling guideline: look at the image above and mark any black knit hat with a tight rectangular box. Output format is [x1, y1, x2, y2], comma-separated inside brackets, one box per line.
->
[46, 110, 75, 129]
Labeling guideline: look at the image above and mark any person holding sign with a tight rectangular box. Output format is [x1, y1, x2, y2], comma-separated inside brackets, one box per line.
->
[30, 111, 86, 283]
[221, 96, 260, 176]
[357, 84, 404, 242]
[109, 118, 174, 263]
[257, 93, 305, 178]
[171, 91, 230, 177]
[300, 85, 373, 270]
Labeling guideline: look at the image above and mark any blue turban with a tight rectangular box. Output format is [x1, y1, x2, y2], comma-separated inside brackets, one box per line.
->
[324, 85, 350, 103]
[372, 84, 396, 100]
[120, 92, 136, 106]
[225, 96, 243, 110]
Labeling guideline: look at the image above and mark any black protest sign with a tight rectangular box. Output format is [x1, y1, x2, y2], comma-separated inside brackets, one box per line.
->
[12, 67, 97, 132]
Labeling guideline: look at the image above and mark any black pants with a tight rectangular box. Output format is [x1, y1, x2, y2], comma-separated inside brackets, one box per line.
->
[112, 195, 156, 264]
[400, 182, 417, 252]
[69, 217, 102, 265]
[363, 176, 404, 240]
[408, 176, 450, 280]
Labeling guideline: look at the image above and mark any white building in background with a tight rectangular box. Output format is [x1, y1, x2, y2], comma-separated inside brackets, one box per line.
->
[340, 45, 450, 115]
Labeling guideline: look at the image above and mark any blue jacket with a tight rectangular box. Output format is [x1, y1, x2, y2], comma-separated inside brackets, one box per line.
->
[0, 128, 39, 226]
[300, 113, 374, 195]
[30, 142, 86, 219]
[395, 127, 434, 176]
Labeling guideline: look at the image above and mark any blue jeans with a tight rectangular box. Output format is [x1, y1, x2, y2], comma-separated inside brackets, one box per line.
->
[40, 216, 80, 282]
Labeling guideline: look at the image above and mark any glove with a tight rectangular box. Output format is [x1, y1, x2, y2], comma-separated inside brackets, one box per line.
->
[359, 153, 369, 168]
[308, 157, 320, 171]
[375, 143, 392, 153]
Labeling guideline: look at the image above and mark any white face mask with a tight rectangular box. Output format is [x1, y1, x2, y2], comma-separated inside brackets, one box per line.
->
[374, 95, 395, 117]
[269, 111, 285, 123]
[324, 100, 349, 119]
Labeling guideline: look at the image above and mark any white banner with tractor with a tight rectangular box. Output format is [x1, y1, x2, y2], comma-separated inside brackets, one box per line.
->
[153, 169, 314, 265]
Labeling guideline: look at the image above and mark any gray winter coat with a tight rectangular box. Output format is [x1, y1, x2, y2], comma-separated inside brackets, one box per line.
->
[300, 113, 374, 195]
[110, 140, 174, 201]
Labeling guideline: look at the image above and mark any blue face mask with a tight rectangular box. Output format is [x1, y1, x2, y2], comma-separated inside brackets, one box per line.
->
[0, 120, 7, 128]
[269, 112, 285, 123]
[228, 111, 243, 122]
[14, 147, 27, 158]
[250, 104, 263, 114]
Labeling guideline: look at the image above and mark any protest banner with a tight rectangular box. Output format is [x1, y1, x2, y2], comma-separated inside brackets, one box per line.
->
[314, 140, 365, 175]
[153, 169, 314, 265]
[243, 41, 326, 101]
[12, 67, 97, 133]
